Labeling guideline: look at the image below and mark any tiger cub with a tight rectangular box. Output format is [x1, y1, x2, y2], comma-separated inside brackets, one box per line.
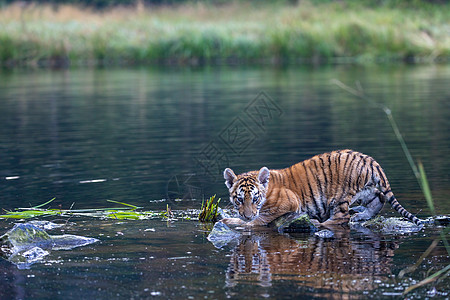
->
[223, 150, 422, 227]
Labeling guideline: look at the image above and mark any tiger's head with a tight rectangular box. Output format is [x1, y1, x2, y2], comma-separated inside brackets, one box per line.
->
[223, 167, 270, 222]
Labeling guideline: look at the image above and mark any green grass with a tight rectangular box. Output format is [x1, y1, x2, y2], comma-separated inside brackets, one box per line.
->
[198, 195, 221, 222]
[0, 198, 193, 221]
[0, 1, 449, 66]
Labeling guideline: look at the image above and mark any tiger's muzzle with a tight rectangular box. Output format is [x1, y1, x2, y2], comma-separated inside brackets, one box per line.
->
[240, 209, 259, 222]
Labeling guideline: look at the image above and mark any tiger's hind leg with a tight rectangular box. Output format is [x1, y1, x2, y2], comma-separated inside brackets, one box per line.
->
[317, 197, 351, 227]
[349, 205, 366, 214]
[350, 187, 385, 223]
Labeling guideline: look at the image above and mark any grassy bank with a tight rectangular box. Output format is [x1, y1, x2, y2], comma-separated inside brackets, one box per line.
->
[0, 1, 449, 66]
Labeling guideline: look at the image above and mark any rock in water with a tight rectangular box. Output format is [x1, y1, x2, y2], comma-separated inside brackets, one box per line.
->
[29, 220, 64, 230]
[0, 223, 54, 256]
[269, 212, 319, 233]
[51, 234, 99, 250]
[0, 223, 98, 269]
[207, 221, 241, 249]
[434, 215, 450, 226]
[361, 216, 423, 234]
[9, 247, 51, 269]
[315, 229, 334, 239]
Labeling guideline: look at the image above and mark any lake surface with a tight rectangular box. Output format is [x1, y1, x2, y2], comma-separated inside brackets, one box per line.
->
[0, 65, 449, 299]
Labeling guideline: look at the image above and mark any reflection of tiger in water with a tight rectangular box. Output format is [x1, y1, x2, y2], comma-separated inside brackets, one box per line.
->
[223, 150, 422, 227]
[226, 231, 397, 296]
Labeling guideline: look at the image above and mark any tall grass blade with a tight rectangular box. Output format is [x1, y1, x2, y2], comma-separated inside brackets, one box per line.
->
[398, 239, 439, 279]
[385, 112, 420, 180]
[106, 199, 141, 210]
[440, 227, 450, 256]
[403, 264, 450, 295]
[418, 161, 434, 215]
[30, 197, 56, 209]
[334, 79, 450, 294]
[332, 79, 420, 180]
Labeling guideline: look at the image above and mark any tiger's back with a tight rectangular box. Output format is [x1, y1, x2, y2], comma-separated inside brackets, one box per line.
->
[223, 150, 421, 227]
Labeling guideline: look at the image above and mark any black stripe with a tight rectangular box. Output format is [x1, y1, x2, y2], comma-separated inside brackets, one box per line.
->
[312, 159, 325, 197]
[307, 201, 317, 216]
[356, 156, 366, 188]
[366, 195, 378, 205]
[300, 189, 309, 213]
[343, 153, 351, 173]
[300, 188, 306, 201]
[353, 156, 363, 185]
[285, 189, 291, 202]
[369, 159, 376, 182]
[319, 156, 329, 200]
[345, 155, 358, 190]
[288, 167, 295, 189]
[323, 201, 328, 217]
[335, 199, 349, 206]
[277, 172, 282, 185]
[388, 195, 395, 203]
[279, 172, 285, 186]
[328, 154, 333, 184]
[307, 177, 321, 216]
[338, 205, 348, 213]
[342, 154, 352, 190]
[364, 167, 370, 185]
[336, 153, 341, 184]
[319, 156, 328, 186]
[376, 165, 387, 187]
[341, 154, 357, 198]
[305, 169, 318, 202]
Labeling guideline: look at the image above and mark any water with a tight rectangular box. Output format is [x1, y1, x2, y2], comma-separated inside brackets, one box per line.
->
[0, 65, 449, 299]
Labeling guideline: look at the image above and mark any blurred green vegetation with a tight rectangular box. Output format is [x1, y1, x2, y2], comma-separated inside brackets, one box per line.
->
[0, 0, 448, 9]
[0, 0, 449, 67]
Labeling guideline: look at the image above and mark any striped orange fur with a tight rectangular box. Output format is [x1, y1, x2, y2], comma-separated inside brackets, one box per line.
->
[223, 150, 422, 227]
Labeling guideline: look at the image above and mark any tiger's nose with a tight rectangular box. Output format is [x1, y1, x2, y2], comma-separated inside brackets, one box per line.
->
[242, 211, 253, 220]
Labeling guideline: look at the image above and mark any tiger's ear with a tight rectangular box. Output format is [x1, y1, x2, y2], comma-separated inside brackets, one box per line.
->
[258, 167, 270, 189]
[224, 168, 237, 189]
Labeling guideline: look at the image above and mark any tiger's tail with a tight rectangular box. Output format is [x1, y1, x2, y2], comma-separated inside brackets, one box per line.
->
[383, 189, 422, 225]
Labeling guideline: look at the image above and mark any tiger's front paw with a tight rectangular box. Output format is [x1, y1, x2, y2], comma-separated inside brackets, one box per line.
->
[221, 217, 246, 226]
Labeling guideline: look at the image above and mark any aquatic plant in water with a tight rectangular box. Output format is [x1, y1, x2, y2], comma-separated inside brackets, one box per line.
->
[198, 195, 221, 223]
[0, 199, 186, 221]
